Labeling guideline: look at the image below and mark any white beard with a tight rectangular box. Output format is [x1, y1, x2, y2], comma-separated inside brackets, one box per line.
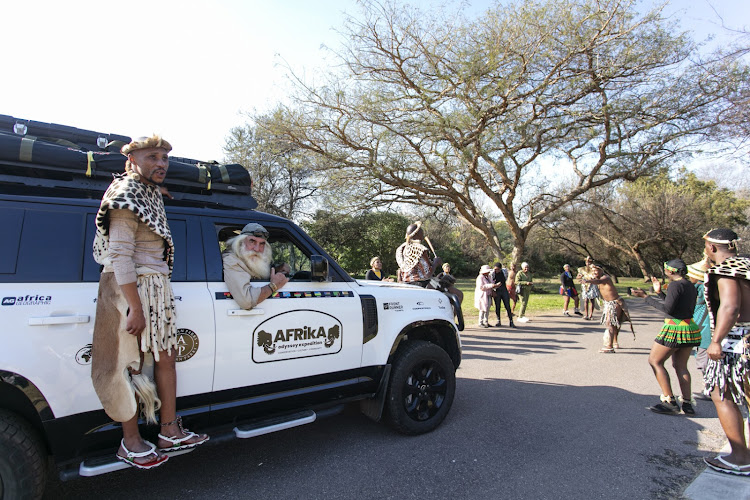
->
[231, 235, 273, 279]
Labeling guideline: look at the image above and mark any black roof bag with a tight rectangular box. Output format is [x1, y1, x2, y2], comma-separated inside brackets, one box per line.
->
[0, 115, 255, 209]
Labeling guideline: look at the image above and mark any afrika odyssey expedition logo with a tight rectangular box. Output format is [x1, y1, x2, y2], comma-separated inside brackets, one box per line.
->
[252, 310, 343, 363]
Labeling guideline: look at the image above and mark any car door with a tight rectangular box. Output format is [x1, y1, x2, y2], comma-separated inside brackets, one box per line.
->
[204, 220, 364, 395]
[165, 214, 215, 399]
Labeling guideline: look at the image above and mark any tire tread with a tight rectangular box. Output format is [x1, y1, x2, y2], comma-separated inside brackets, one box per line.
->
[385, 340, 456, 435]
[0, 409, 46, 500]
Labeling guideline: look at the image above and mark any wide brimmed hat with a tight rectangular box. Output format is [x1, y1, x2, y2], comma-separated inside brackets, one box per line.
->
[687, 259, 708, 281]
[480, 264, 492, 274]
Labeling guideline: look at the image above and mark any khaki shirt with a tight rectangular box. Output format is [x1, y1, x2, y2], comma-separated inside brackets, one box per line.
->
[222, 251, 264, 309]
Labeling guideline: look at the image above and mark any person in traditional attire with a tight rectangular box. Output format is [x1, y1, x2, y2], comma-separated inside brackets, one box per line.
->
[395, 222, 463, 303]
[582, 266, 634, 353]
[91, 136, 208, 470]
[396, 221, 438, 285]
[222, 222, 289, 309]
[700, 228, 750, 476]
[577, 256, 600, 320]
[632, 259, 700, 415]
[474, 265, 495, 328]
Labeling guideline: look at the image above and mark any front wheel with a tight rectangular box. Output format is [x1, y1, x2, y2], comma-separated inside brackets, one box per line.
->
[0, 410, 47, 500]
[385, 340, 456, 435]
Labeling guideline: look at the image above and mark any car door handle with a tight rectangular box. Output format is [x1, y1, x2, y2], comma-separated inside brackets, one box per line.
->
[227, 309, 265, 316]
[28, 315, 90, 326]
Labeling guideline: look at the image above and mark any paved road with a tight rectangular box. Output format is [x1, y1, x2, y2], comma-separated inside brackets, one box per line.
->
[47, 300, 740, 499]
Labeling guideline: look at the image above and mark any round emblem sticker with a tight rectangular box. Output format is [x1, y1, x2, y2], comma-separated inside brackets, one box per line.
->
[175, 328, 199, 362]
[75, 344, 93, 365]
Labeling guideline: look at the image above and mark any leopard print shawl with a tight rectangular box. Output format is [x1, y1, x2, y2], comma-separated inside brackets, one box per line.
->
[93, 173, 174, 272]
[705, 256, 750, 329]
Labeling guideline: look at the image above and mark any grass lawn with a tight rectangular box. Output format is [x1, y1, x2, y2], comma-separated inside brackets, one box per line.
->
[455, 276, 649, 323]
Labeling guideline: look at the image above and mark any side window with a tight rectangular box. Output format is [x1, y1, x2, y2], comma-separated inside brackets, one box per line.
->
[216, 224, 311, 281]
[169, 219, 187, 282]
[4, 207, 87, 283]
[0, 208, 23, 275]
[83, 213, 100, 282]
[273, 240, 311, 276]
[84, 215, 192, 283]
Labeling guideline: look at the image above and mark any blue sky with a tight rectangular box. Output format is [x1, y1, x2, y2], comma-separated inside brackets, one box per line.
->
[0, 0, 747, 161]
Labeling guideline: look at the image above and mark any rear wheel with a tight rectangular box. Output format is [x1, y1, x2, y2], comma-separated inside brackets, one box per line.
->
[0, 410, 47, 500]
[385, 340, 456, 435]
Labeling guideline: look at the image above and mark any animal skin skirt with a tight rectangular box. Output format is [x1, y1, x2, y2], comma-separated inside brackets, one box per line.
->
[703, 323, 750, 405]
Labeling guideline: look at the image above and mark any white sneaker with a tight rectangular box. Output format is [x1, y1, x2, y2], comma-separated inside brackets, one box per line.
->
[563, 310, 571, 316]
[517, 317, 529, 323]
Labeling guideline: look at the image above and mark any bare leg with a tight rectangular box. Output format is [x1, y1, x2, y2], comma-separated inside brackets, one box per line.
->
[563, 295, 570, 312]
[155, 349, 208, 447]
[706, 388, 750, 468]
[119, 414, 166, 465]
[671, 347, 694, 400]
[648, 343, 676, 398]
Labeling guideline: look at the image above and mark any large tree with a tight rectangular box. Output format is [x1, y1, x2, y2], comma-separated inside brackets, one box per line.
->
[258, 0, 749, 264]
[224, 110, 320, 221]
[543, 171, 749, 278]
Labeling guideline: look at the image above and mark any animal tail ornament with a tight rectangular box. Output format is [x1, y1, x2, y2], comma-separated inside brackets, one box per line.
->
[130, 372, 161, 424]
[91, 272, 166, 424]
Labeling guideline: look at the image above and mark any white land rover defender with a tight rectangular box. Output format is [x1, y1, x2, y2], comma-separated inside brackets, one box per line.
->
[0, 116, 463, 499]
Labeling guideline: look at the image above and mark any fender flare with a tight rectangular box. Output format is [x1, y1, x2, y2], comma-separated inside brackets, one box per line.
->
[0, 370, 54, 423]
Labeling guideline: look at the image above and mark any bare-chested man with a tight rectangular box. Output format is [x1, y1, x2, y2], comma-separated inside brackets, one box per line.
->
[582, 266, 632, 353]
[700, 228, 750, 476]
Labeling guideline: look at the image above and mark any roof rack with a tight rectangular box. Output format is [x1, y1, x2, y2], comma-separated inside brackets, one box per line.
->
[0, 114, 257, 210]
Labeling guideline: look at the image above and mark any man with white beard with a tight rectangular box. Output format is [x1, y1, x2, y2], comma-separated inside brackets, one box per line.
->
[223, 223, 289, 309]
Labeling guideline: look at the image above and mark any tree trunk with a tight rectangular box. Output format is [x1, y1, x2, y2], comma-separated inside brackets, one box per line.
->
[511, 238, 526, 268]
[631, 246, 650, 281]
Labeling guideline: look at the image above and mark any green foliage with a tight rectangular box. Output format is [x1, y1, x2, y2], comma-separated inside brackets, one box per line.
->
[254, 0, 748, 268]
[540, 168, 749, 278]
[301, 210, 410, 276]
[223, 108, 320, 221]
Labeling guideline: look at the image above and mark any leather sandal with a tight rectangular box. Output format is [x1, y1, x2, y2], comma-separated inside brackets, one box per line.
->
[116, 439, 169, 470]
[158, 416, 210, 451]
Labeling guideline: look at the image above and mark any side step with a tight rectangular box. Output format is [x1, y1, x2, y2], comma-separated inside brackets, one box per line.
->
[72, 410, 317, 479]
[234, 410, 316, 439]
[78, 447, 194, 477]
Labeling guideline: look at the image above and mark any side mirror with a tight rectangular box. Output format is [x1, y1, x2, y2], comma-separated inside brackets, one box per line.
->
[310, 255, 329, 282]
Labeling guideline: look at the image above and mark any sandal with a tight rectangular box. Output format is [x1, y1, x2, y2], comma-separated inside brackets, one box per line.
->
[598, 347, 615, 354]
[116, 439, 169, 470]
[612, 343, 619, 349]
[158, 416, 210, 452]
[704, 455, 750, 476]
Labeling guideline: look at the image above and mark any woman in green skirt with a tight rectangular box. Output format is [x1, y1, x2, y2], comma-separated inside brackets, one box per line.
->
[632, 259, 700, 415]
